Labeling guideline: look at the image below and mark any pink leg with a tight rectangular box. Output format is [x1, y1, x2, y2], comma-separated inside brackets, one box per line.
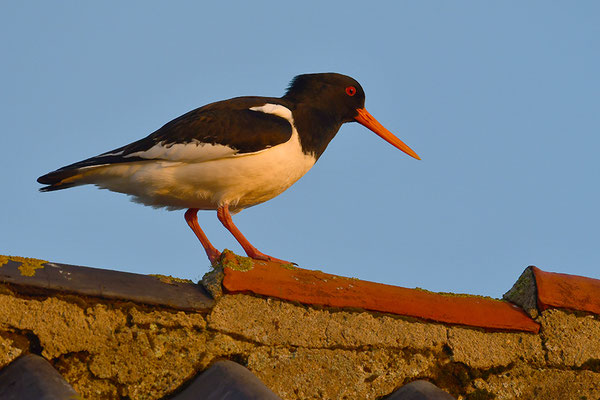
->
[216, 204, 292, 264]
[184, 208, 221, 264]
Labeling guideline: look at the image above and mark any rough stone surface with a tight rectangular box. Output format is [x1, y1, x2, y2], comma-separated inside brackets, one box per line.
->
[208, 294, 448, 350]
[0, 335, 22, 367]
[128, 307, 206, 329]
[0, 293, 214, 399]
[54, 352, 120, 399]
[447, 326, 544, 369]
[473, 365, 600, 400]
[0, 287, 599, 399]
[540, 309, 600, 367]
[248, 347, 435, 400]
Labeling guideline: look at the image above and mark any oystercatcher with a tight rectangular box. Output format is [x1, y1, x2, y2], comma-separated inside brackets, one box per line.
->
[38, 73, 420, 265]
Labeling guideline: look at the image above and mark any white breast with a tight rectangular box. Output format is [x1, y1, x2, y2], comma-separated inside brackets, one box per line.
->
[84, 104, 317, 212]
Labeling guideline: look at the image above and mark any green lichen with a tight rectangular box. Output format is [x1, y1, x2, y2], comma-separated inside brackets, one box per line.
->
[410, 286, 498, 301]
[505, 269, 534, 297]
[201, 265, 225, 299]
[333, 275, 361, 281]
[149, 274, 193, 284]
[0, 255, 9, 267]
[466, 389, 496, 400]
[0, 255, 47, 277]
[221, 249, 254, 272]
[219, 249, 297, 271]
[437, 291, 496, 301]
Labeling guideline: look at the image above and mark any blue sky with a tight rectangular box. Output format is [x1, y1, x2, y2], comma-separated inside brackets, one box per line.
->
[2, 2, 598, 298]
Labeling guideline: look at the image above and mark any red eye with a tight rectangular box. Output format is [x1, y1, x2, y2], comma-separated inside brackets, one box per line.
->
[345, 86, 356, 96]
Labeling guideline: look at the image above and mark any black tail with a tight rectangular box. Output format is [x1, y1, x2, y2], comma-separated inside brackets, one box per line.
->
[37, 142, 147, 192]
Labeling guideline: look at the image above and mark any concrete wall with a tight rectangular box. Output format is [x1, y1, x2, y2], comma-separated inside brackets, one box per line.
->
[0, 286, 599, 399]
[0, 255, 599, 399]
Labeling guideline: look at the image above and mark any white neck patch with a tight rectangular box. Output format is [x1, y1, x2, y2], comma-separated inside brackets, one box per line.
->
[249, 104, 294, 126]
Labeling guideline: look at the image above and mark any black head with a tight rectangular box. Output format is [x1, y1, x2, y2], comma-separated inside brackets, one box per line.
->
[282, 72, 420, 161]
[283, 73, 366, 123]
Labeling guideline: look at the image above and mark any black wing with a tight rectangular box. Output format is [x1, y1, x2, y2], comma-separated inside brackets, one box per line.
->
[38, 97, 293, 187]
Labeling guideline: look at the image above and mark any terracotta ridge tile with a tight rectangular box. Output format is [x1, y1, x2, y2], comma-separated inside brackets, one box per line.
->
[531, 266, 600, 315]
[219, 252, 539, 333]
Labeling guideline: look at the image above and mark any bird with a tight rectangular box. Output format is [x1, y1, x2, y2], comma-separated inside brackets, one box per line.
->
[37, 73, 420, 265]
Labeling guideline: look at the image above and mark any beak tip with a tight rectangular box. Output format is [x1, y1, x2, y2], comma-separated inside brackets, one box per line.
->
[355, 108, 421, 161]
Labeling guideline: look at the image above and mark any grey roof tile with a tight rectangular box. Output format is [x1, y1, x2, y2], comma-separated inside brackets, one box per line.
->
[0, 354, 79, 400]
[0, 258, 213, 311]
[386, 380, 456, 400]
[171, 360, 281, 400]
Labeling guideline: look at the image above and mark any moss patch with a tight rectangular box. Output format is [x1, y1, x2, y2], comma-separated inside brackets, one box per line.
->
[279, 263, 298, 271]
[149, 274, 193, 284]
[466, 389, 496, 400]
[0, 255, 47, 277]
[201, 265, 225, 299]
[437, 291, 496, 301]
[221, 250, 254, 272]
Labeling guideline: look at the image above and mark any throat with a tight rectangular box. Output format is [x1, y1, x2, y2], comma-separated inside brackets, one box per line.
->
[293, 108, 343, 160]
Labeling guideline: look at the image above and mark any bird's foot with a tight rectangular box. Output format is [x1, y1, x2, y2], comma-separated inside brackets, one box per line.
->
[246, 250, 296, 266]
[207, 249, 222, 265]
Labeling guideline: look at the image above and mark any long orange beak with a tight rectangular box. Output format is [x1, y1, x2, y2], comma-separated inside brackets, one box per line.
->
[354, 108, 421, 160]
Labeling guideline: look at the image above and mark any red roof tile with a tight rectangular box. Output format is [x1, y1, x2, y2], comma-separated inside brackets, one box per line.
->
[531, 266, 600, 314]
[220, 252, 539, 333]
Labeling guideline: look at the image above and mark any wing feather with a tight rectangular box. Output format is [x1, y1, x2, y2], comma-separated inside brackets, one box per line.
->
[37, 97, 294, 189]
